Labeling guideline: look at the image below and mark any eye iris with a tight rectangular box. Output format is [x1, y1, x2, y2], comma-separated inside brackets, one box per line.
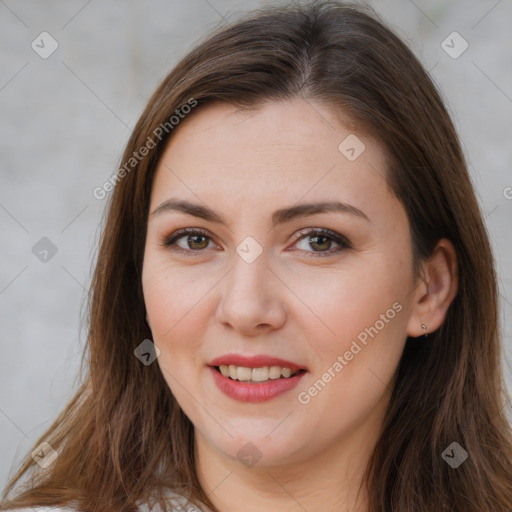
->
[310, 235, 331, 251]
[188, 234, 208, 250]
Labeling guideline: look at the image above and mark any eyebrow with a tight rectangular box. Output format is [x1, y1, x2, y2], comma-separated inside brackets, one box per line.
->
[150, 198, 370, 227]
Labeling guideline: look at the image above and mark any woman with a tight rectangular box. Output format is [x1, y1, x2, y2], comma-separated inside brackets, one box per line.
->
[2, 1, 511, 511]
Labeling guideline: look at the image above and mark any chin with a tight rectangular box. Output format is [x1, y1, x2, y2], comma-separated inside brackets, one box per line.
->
[198, 420, 313, 468]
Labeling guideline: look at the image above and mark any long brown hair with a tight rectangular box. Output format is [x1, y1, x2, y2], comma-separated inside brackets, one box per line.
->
[2, 1, 511, 511]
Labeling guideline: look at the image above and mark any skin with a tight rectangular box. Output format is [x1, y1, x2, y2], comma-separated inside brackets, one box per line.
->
[141, 98, 458, 512]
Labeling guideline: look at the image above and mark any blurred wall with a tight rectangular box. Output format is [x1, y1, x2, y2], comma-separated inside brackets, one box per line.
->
[1, 0, 511, 490]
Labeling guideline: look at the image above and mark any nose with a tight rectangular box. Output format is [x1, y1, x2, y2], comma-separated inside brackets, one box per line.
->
[214, 249, 287, 336]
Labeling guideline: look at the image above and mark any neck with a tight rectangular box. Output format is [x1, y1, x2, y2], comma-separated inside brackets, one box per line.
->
[194, 406, 386, 512]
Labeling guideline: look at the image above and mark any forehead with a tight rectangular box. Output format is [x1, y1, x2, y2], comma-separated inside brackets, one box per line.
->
[160, 98, 374, 168]
[149, 98, 395, 223]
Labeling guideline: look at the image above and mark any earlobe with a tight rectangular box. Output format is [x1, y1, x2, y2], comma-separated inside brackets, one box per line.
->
[406, 238, 458, 338]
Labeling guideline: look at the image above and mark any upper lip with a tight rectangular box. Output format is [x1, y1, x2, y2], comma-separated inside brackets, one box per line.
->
[209, 353, 307, 372]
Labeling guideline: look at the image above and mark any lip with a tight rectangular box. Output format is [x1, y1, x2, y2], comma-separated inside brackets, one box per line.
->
[208, 353, 306, 372]
[209, 366, 307, 403]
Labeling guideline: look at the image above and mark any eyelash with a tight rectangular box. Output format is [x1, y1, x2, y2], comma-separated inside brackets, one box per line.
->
[160, 227, 351, 258]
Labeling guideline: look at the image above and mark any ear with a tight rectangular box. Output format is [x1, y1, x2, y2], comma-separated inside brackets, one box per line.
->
[406, 238, 458, 338]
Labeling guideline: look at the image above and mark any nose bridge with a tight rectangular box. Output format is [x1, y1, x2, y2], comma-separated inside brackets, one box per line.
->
[228, 240, 272, 301]
[216, 238, 286, 331]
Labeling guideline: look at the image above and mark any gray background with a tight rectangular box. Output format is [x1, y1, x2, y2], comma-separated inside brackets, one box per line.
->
[1, 0, 511, 491]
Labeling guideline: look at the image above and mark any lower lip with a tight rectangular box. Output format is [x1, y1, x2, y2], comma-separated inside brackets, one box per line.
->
[209, 366, 306, 403]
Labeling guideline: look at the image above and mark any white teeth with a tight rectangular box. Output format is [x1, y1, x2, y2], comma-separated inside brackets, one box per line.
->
[237, 367, 252, 381]
[217, 365, 300, 382]
[269, 366, 282, 379]
[281, 367, 292, 378]
[251, 367, 269, 381]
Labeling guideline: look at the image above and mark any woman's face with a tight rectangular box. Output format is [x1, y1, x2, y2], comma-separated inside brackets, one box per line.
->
[142, 98, 419, 469]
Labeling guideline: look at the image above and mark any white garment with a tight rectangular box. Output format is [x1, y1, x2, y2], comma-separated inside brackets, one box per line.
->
[8, 488, 209, 512]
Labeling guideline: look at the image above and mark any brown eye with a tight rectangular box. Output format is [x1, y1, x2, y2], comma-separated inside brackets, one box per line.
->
[162, 228, 214, 253]
[184, 234, 210, 250]
[305, 234, 333, 251]
[292, 228, 351, 256]
[160, 227, 351, 258]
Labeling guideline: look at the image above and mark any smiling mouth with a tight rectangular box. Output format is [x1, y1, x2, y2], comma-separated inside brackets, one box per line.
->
[214, 365, 306, 383]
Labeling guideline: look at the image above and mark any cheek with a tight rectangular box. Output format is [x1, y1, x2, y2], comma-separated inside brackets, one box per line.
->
[287, 253, 410, 357]
[142, 256, 224, 389]
[306, 255, 410, 391]
[290, 254, 411, 421]
[143, 255, 212, 337]
[142, 265, 204, 395]
[294, 282, 407, 436]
